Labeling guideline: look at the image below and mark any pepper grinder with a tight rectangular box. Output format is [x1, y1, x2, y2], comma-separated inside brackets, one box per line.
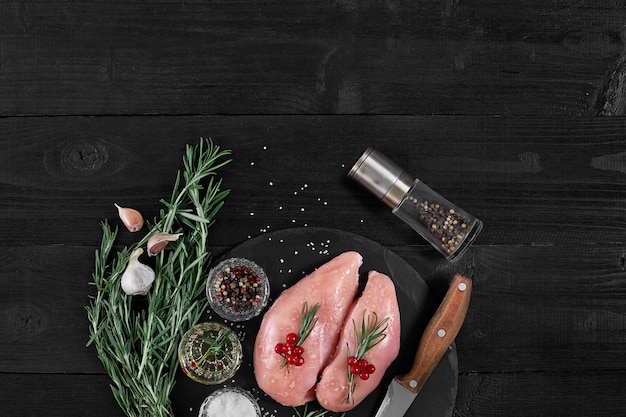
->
[348, 147, 483, 261]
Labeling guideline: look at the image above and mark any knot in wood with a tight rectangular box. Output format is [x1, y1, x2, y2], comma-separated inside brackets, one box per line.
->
[5, 302, 48, 341]
[61, 140, 108, 175]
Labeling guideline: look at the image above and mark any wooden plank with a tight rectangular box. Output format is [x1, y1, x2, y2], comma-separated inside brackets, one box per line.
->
[455, 371, 626, 417]
[0, 374, 124, 417]
[1, 244, 625, 374]
[0, 371, 624, 417]
[2, 116, 626, 247]
[1, 1, 624, 115]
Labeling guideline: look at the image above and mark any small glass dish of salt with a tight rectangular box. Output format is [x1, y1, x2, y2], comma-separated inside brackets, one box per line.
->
[198, 387, 261, 417]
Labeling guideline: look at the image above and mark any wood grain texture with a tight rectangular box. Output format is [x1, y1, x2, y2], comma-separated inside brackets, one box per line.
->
[1, 0, 624, 116]
[455, 371, 626, 417]
[3, 1, 626, 416]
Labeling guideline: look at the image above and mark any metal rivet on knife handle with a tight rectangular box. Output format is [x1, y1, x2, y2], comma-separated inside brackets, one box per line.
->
[394, 274, 472, 395]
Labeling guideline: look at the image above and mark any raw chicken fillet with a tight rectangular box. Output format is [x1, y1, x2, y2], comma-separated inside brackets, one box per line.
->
[316, 270, 401, 412]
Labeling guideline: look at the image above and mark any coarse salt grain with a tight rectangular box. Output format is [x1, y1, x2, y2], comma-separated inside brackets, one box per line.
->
[201, 389, 258, 417]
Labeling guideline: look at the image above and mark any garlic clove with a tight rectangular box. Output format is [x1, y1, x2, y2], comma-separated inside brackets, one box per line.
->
[114, 203, 144, 232]
[146, 232, 183, 257]
[121, 248, 155, 296]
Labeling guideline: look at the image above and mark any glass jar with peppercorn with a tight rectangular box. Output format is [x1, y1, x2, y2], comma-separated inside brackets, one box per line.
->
[206, 257, 270, 322]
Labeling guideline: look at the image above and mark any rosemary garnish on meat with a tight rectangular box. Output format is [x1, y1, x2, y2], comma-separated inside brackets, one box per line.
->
[86, 138, 231, 417]
[297, 301, 320, 344]
[277, 301, 320, 370]
[343, 310, 389, 404]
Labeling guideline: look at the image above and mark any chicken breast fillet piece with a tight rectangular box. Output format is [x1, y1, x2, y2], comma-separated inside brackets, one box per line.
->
[316, 270, 401, 412]
[253, 251, 363, 406]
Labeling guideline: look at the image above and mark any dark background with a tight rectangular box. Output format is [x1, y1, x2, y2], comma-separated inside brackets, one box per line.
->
[2, 1, 626, 416]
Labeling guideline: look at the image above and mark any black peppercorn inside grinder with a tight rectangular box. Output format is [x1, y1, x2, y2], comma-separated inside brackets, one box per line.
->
[348, 147, 483, 261]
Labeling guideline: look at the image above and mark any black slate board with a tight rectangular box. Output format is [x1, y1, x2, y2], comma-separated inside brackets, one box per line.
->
[172, 227, 458, 417]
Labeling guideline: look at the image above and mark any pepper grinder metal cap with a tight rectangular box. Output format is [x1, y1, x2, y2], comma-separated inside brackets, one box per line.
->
[347, 147, 414, 208]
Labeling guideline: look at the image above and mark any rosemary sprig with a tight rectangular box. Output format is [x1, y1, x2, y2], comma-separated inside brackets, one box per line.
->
[297, 301, 320, 344]
[279, 301, 320, 369]
[86, 138, 231, 417]
[343, 310, 389, 404]
[292, 403, 346, 417]
[196, 328, 234, 368]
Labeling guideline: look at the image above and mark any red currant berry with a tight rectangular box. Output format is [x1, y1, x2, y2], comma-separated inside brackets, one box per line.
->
[295, 356, 305, 366]
[293, 345, 305, 356]
[350, 365, 361, 375]
[347, 356, 358, 366]
[359, 372, 370, 380]
[288, 354, 301, 365]
[286, 332, 298, 345]
[275, 343, 284, 354]
[281, 344, 292, 355]
[357, 359, 368, 369]
[365, 364, 376, 374]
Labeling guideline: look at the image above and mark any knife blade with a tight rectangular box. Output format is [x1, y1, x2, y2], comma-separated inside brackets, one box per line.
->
[374, 273, 472, 417]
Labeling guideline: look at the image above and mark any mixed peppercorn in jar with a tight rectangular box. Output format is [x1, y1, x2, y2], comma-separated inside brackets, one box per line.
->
[206, 257, 270, 321]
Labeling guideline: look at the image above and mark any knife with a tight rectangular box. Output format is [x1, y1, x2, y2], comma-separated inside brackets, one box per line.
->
[374, 273, 472, 417]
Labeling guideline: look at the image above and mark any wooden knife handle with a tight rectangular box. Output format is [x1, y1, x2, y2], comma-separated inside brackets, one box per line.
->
[395, 273, 472, 394]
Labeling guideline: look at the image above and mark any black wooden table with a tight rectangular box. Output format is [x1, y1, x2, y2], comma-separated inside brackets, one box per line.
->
[2, 1, 626, 416]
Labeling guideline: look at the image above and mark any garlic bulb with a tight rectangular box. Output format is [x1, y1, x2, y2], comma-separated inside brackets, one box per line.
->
[147, 232, 183, 257]
[121, 248, 155, 295]
[114, 203, 144, 232]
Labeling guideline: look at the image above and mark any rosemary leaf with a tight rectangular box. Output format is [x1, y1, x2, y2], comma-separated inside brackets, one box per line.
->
[86, 138, 231, 417]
